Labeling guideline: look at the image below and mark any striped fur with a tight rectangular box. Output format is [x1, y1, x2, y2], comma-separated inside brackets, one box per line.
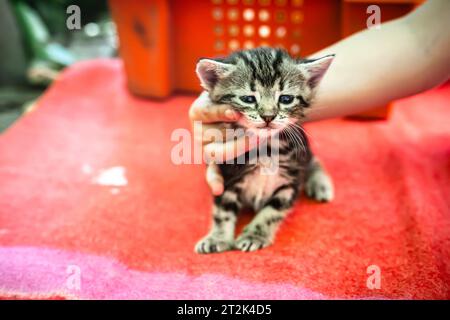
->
[195, 47, 334, 253]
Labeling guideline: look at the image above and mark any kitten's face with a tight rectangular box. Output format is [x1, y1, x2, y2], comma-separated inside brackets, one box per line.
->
[196, 48, 334, 136]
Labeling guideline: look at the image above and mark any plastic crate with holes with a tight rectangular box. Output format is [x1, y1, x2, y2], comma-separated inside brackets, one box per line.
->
[109, 0, 421, 118]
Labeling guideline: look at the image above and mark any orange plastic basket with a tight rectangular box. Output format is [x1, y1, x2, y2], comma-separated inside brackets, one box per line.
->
[109, 0, 421, 118]
[109, 0, 342, 97]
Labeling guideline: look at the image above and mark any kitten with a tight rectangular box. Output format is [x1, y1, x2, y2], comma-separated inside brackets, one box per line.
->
[195, 47, 334, 253]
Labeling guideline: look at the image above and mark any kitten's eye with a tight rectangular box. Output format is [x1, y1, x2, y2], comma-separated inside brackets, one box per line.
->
[279, 95, 295, 104]
[239, 95, 256, 104]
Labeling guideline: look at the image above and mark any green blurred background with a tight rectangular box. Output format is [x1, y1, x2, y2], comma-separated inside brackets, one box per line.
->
[0, 0, 117, 132]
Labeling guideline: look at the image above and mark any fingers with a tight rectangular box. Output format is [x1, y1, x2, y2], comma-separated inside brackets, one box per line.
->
[194, 123, 228, 145]
[204, 133, 259, 163]
[203, 132, 260, 195]
[189, 91, 239, 123]
[189, 92, 248, 196]
[191, 103, 239, 123]
[206, 162, 224, 195]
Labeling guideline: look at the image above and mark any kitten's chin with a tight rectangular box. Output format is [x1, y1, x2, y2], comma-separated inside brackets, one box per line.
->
[237, 118, 286, 139]
[248, 127, 281, 139]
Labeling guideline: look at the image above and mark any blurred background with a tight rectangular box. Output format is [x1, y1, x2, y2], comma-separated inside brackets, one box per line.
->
[0, 0, 423, 132]
[0, 0, 117, 132]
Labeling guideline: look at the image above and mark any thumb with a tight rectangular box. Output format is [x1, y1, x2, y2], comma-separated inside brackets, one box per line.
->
[206, 162, 224, 196]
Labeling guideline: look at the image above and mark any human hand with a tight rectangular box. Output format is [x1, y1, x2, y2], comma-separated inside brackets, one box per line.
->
[189, 91, 250, 195]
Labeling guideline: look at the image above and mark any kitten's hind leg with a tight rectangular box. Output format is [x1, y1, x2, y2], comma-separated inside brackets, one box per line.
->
[195, 191, 240, 254]
[305, 156, 334, 202]
[235, 185, 295, 252]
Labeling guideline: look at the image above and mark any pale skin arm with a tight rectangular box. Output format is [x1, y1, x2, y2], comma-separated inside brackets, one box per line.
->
[188, 0, 450, 195]
[307, 0, 450, 121]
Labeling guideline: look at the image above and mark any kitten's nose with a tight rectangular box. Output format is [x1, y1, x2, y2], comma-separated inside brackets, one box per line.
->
[262, 115, 276, 123]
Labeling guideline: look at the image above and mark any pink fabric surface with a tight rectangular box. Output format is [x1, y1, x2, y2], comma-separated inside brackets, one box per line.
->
[0, 246, 335, 299]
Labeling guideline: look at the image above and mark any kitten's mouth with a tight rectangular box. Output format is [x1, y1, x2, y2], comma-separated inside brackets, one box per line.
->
[238, 117, 286, 136]
[250, 123, 285, 139]
[257, 123, 276, 129]
[256, 122, 287, 130]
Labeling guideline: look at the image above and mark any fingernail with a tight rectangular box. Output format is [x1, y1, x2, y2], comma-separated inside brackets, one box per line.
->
[212, 184, 224, 195]
[225, 109, 237, 120]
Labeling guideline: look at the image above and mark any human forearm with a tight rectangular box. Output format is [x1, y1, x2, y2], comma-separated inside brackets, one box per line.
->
[306, 0, 450, 121]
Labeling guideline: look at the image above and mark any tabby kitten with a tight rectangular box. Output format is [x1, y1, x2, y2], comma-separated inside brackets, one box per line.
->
[195, 47, 334, 253]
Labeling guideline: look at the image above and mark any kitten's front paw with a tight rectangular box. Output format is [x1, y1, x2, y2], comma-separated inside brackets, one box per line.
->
[195, 236, 233, 254]
[305, 170, 334, 202]
[235, 233, 271, 252]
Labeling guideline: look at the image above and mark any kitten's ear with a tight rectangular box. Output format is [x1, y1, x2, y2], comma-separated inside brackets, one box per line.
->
[299, 54, 335, 89]
[196, 59, 235, 91]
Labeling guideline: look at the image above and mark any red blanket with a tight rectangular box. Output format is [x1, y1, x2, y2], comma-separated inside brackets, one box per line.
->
[0, 60, 449, 299]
